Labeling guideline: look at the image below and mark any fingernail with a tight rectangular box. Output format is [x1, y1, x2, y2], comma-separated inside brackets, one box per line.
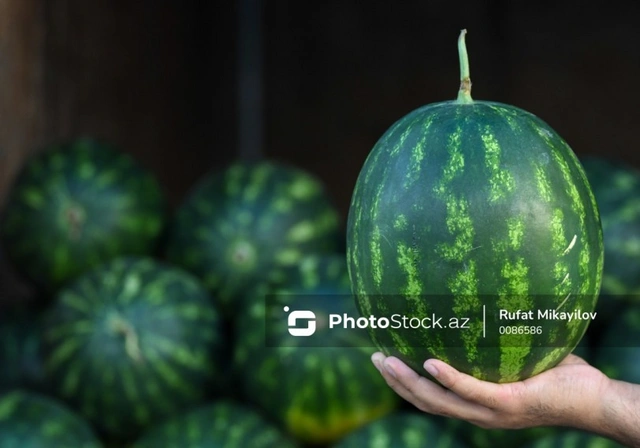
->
[371, 353, 384, 370]
[383, 361, 397, 379]
[424, 361, 439, 378]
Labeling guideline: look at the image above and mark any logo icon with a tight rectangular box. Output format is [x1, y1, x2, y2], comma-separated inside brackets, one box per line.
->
[284, 306, 316, 336]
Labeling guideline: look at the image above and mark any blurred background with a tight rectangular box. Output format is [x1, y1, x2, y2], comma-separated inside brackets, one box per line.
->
[1, 1, 640, 446]
[3, 0, 640, 302]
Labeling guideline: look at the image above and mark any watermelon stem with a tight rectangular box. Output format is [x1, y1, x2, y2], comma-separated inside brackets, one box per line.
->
[456, 29, 473, 104]
[110, 316, 143, 364]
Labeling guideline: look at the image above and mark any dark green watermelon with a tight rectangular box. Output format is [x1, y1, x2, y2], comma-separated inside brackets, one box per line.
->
[166, 161, 341, 316]
[235, 255, 399, 445]
[332, 412, 468, 447]
[0, 390, 101, 447]
[346, 30, 603, 382]
[522, 430, 623, 447]
[41, 257, 224, 440]
[132, 401, 297, 448]
[0, 308, 47, 394]
[1, 138, 166, 293]
[580, 156, 640, 329]
[593, 303, 640, 383]
[446, 418, 556, 448]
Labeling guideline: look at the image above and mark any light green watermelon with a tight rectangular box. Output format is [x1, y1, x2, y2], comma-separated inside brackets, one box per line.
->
[133, 401, 297, 448]
[1, 138, 166, 293]
[346, 30, 603, 382]
[166, 161, 341, 316]
[0, 390, 102, 447]
[41, 257, 224, 440]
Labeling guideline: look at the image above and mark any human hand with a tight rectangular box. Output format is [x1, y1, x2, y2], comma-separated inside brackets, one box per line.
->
[371, 352, 610, 430]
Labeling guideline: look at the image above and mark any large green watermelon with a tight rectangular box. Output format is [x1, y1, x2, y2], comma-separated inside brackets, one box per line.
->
[41, 257, 224, 440]
[1, 138, 166, 293]
[522, 430, 623, 447]
[0, 308, 47, 394]
[132, 401, 297, 448]
[0, 390, 102, 447]
[346, 30, 603, 382]
[235, 255, 399, 445]
[593, 303, 640, 383]
[580, 156, 640, 327]
[446, 418, 556, 448]
[166, 161, 341, 316]
[332, 412, 468, 448]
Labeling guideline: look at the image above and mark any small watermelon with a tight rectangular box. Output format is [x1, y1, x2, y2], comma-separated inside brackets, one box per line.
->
[235, 255, 399, 445]
[593, 303, 640, 384]
[0, 390, 101, 447]
[0, 308, 47, 394]
[41, 257, 224, 439]
[332, 412, 468, 448]
[522, 430, 623, 447]
[132, 401, 297, 448]
[1, 138, 166, 293]
[166, 161, 341, 316]
[346, 30, 603, 382]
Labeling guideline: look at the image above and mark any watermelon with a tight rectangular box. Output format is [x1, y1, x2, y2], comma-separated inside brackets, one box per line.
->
[235, 255, 399, 445]
[332, 412, 468, 447]
[580, 156, 640, 328]
[346, 30, 603, 382]
[132, 401, 297, 448]
[0, 390, 101, 447]
[41, 256, 224, 440]
[446, 418, 556, 448]
[0, 308, 47, 394]
[522, 430, 623, 447]
[0, 138, 166, 293]
[166, 161, 341, 316]
[593, 303, 640, 383]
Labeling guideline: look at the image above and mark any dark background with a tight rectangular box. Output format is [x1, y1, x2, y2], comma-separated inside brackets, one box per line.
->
[1, 0, 640, 298]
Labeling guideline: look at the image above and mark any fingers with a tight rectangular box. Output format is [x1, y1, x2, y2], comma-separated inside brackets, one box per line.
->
[558, 353, 588, 366]
[422, 358, 509, 408]
[371, 353, 495, 422]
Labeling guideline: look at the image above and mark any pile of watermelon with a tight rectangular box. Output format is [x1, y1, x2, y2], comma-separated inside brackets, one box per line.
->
[0, 31, 637, 448]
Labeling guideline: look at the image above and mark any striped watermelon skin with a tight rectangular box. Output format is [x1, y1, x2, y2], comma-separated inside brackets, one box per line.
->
[332, 412, 468, 448]
[447, 418, 556, 448]
[593, 303, 640, 384]
[235, 255, 399, 445]
[166, 161, 341, 316]
[1, 138, 166, 292]
[132, 401, 297, 448]
[522, 430, 623, 447]
[346, 97, 603, 382]
[42, 257, 224, 439]
[0, 390, 101, 448]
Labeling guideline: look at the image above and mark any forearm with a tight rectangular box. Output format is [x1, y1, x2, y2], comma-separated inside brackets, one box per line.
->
[574, 378, 640, 447]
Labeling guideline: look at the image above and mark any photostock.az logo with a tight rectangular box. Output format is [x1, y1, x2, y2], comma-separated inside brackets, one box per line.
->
[284, 306, 316, 336]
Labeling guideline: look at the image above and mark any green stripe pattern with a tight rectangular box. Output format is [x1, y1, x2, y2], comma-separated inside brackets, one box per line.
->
[333, 412, 468, 448]
[1, 138, 166, 292]
[522, 430, 623, 447]
[133, 401, 297, 448]
[235, 255, 398, 445]
[347, 101, 603, 382]
[166, 161, 341, 317]
[0, 391, 101, 448]
[42, 256, 223, 439]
